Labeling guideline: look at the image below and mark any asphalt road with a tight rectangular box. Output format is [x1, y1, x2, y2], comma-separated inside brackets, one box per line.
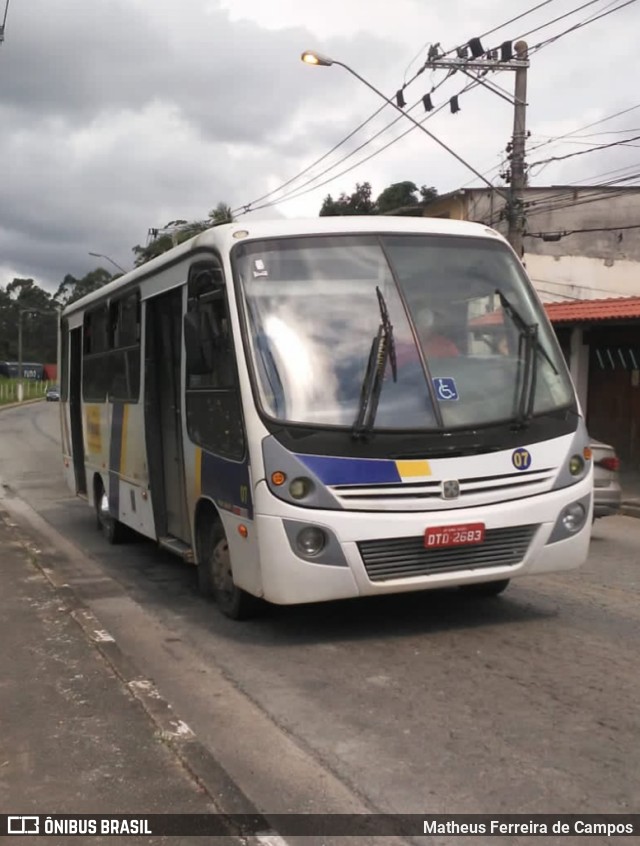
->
[1, 403, 639, 837]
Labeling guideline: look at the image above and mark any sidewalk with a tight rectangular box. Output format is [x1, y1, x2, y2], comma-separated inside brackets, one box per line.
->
[0, 508, 237, 845]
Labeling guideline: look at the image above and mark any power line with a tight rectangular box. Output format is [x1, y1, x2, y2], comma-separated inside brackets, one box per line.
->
[236, 0, 634, 216]
[529, 133, 640, 171]
[531, 277, 638, 297]
[527, 222, 640, 238]
[531, 0, 638, 49]
[517, 0, 606, 40]
[526, 103, 640, 154]
[0, 0, 10, 43]
[242, 80, 485, 214]
[234, 1, 572, 214]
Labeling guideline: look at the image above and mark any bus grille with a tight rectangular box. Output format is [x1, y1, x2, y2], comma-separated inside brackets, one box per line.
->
[358, 524, 538, 582]
[331, 469, 555, 511]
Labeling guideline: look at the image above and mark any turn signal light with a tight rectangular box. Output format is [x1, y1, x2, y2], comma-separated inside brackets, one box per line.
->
[238, 524, 248, 538]
[583, 446, 592, 461]
[271, 471, 286, 486]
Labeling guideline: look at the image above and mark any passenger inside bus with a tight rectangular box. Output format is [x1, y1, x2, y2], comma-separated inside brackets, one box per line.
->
[395, 306, 460, 368]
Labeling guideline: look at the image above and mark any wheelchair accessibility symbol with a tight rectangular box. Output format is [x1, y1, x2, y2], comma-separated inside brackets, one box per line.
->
[433, 377, 459, 401]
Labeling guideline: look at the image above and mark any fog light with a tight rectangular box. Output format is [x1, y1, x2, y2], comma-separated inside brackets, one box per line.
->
[569, 454, 585, 476]
[289, 477, 313, 500]
[561, 503, 586, 533]
[296, 526, 326, 557]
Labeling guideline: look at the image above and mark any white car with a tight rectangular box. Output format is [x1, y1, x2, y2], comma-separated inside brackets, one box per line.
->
[591, 440, 621, 519]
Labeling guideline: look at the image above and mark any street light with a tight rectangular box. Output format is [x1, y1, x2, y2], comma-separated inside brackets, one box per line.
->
[300, 50, 505, 196]
[88, 252, 126, 274]
[17, 307, 58, 403]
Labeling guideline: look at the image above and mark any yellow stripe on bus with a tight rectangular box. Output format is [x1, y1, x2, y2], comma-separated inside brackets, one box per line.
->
[395, 459, 432, 478]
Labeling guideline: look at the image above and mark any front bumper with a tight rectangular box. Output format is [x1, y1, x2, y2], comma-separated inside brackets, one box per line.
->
[253, 476, 593, 605]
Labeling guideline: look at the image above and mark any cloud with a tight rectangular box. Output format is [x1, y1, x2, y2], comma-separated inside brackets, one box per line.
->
[0, 0, 639, 291]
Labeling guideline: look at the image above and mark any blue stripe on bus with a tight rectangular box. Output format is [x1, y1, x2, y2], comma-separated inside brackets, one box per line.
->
[200, 451, 253, 520]
[109, 403, 125, 518]
[294, 454, 401, 486]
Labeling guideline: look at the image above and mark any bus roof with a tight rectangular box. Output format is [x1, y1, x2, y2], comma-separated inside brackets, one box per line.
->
[62, 216, 506, 317]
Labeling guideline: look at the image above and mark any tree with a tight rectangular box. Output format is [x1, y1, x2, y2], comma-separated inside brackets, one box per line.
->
[319, 180, 438, 216]
[132, 203, 235, 267]
[376, 181, 421, 215]
[209, 202, 234, 224]
[53, 269, 114, 308]
[0, 278, 58, 363]
[320, 182, 377, 216]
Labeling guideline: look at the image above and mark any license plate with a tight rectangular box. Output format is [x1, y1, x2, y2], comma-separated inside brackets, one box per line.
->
[424, 522, 485, 549]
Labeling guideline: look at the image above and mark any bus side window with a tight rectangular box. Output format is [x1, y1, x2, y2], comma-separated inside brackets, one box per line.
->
[185, 261, 244, 459]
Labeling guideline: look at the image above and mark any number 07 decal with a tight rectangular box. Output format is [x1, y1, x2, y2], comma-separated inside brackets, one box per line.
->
[512, 448, 531, 470]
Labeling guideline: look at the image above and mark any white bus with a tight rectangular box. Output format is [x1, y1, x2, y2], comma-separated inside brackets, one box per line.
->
[59, 217, 592, 618]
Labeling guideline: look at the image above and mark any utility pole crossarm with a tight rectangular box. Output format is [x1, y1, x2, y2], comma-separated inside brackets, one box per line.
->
[421, 57, 529, 72]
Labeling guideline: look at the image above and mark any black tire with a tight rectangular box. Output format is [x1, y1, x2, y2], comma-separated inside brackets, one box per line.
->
[198, 519, 261, 620]
[95, 481, 127, 545]
[461, 579, 510, 597]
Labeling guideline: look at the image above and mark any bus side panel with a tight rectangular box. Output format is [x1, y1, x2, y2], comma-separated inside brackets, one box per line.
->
[109, 402, 156, 539]
[185, 444, 263, 598]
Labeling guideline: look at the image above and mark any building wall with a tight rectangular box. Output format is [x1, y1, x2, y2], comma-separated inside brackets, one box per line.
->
[525, 255, 640, 303]
[424, 186, 640, 304]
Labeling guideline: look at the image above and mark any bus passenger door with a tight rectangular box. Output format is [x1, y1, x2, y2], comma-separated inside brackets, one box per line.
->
[145, 288, 190, 542]
[69, 327, 87, 495]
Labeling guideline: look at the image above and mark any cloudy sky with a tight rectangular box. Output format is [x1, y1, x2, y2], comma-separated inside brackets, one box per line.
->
[0, 0, 638, 292]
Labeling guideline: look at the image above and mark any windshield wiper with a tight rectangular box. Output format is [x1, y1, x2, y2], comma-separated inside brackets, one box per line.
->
[496, 289, 558, 428]
[352, 287, 397, 439]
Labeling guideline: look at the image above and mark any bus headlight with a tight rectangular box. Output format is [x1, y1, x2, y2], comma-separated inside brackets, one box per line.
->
[289, 477, 313, 500]
[568, 454, 585, 476]
[560, 502, 587, 533]
[296, 526, 326, 557]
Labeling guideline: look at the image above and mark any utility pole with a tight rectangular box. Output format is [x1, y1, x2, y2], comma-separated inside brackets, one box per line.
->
[507, 41, 529, 258]
[412, 40, 530, 254]
[17, 310, 23, 403]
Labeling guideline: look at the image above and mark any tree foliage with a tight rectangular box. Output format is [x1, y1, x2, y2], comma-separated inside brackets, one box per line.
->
[0, 278, 59, 363]
[320, 182, 377, 216]
[132, 202, 235, 267]
[319, 180, 438, 217]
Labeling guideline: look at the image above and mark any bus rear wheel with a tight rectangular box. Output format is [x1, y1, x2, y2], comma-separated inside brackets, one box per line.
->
[461, 579, 510, 597]
[198, 520, 260, 620]
[95, 482, 127, 545]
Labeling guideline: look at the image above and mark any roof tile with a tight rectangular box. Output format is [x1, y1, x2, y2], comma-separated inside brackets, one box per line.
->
[543, 296, 640, 323]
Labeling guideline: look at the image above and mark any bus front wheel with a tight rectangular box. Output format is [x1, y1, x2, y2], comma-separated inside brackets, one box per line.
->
[199, 520, 260, 620]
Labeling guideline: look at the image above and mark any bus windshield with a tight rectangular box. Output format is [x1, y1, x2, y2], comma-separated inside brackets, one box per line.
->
[234, 233, 574, 431]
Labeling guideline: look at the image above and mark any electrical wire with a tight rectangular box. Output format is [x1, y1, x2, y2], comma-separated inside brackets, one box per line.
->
[529, 133, 640, 172]
[526, 104, 640, 154]
[232, 71, 460, 215]
[531, 0, 638, 49]
[1, 0, 10, 41]
[531, 278, 637, 297]
[235, 0, 634, 216]
[517, 0, 608, 40]
[528, 222, 640, 237]
[243, 81, 483, 214]
[233, 0, 573, 214]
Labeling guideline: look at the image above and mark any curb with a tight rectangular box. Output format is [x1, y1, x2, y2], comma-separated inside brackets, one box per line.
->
[0, 397, 45, 411]
[621, 503, 640, 519]
[1, 507, 283, 843]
